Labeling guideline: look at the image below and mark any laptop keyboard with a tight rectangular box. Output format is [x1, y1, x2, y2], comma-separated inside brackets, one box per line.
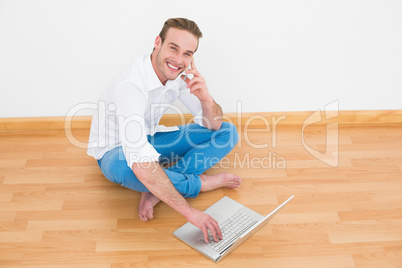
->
[202, 210, 259, 253]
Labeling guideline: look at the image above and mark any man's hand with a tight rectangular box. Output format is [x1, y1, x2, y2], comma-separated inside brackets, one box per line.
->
[181, 57, 212, 102]
[187, 208, 222, 243]
[133, 162, 222, 242]
[181, 57, 223, 130]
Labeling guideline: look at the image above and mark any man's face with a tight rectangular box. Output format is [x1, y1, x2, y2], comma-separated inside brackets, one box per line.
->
[152, 28, 198, 85]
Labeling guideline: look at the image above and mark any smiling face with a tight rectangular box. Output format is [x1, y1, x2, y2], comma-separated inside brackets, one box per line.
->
[151, 28, 198, 85]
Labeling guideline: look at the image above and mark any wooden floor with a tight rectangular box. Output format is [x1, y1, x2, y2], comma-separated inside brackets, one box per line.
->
[0, 119, 402, 267]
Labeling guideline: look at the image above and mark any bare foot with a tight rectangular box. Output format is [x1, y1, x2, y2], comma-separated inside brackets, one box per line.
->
[199, 172, 241, 192]
[138, 192, 161, 222]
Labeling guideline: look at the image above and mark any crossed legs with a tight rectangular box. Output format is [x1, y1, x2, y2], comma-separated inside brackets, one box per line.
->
[138, 172, 241, 222]
[98, 122, 240, 221]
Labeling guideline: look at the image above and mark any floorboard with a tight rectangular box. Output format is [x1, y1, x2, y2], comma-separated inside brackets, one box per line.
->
[0, 121, 401, 267]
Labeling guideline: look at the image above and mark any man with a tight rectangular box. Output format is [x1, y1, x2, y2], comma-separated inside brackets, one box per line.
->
[87, 18, 240, 243]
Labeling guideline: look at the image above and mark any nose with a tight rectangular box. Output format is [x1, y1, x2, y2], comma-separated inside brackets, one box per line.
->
[170, 55, 183, 68]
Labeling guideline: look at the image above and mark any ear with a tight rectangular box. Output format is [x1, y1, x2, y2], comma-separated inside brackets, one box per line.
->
[154, 36, 162, 49]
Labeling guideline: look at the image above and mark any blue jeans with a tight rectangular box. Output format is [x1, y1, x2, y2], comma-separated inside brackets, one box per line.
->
[97, 122, 239, 198]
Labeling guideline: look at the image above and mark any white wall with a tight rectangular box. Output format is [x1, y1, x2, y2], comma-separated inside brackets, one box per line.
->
[0, 0, 401, 118]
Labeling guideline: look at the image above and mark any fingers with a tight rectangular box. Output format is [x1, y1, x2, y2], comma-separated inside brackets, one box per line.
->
[210, 224, 222, 242]
[183, 58, 207, 93]
[202, 228, 209, 243]
[185, 58, 199, 76]
[181, 74, 204, 94]
[188, 210, 222, 243]
[180, 74, 190, 84]
[181, 72, 200, 86]
[211, 220, 223, 241]
[203, 218, 222, 243]
[184, 69, 198, 78]
[186, 77, 202, 90]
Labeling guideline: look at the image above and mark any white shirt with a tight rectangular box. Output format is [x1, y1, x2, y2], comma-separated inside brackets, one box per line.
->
[87, 54, 204, 168]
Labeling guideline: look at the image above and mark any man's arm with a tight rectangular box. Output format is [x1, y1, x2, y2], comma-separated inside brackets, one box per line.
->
[113, 82, 221, 241]
[182, 57, 223, 130]
[200, 96, 223, 130]
[132, 162, 222, 242]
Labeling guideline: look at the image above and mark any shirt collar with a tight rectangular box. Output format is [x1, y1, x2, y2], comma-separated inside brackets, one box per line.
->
[144, 54, 180, 91]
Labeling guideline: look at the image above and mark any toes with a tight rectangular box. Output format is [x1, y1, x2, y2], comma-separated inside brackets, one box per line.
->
[139, 214, 148, 222]
[139, 208, 154, 222]
[146, 209, 154, 220]
[232, 177, 241, 188]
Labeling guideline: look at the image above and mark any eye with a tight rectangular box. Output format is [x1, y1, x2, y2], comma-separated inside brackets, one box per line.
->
[170, 46, 177, 51]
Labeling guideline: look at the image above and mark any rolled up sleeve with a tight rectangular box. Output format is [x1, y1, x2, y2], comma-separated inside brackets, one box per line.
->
[114, 81, 160, 168]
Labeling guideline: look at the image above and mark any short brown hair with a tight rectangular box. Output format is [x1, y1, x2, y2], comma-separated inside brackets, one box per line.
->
[159, 18, 203, 48]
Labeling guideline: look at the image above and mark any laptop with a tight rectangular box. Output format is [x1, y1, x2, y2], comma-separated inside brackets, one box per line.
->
[173, 195, 294, 262]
